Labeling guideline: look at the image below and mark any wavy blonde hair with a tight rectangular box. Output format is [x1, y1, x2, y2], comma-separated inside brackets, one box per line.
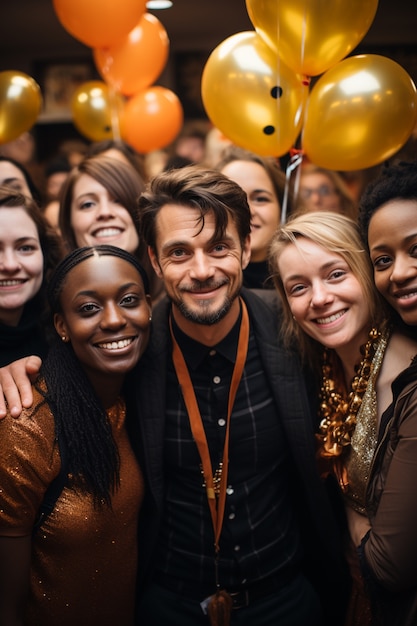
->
[269, 211, 386, 365]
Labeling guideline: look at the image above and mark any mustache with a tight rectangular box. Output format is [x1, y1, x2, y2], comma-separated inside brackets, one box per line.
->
[180, 278, 229, 292]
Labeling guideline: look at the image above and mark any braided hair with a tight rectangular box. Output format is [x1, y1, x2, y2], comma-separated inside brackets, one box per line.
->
[33, 245, 149, 505]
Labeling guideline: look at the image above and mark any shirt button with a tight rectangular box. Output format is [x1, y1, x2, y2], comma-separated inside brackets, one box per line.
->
[209, 349, 216, 356]
[218, 418, 226, 427]
[226, 486, 234, 495]
[234, 545, 240, 552]
[213, 376, 221, 384]
[229, 512, 235, 520]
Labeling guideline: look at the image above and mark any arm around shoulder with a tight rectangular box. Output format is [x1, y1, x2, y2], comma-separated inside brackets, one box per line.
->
[0, 356, 41, 419]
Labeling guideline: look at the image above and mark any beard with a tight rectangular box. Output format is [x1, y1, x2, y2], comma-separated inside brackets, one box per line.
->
[170, 278, 241, 326]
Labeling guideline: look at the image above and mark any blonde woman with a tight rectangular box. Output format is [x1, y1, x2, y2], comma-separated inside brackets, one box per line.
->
[269, 212, 417, 625]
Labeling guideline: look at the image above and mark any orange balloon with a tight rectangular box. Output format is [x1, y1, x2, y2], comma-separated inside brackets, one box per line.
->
[303, 55, 417, 170]
[53, 0, 147, 48]
[72, 81, 125, 142]
[0, 71, 42, 144]
[94, 13, 169, 96]
[121, 87, 183, 153]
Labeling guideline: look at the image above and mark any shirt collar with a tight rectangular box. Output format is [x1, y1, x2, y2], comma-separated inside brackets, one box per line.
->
[170, 305, 242, 370]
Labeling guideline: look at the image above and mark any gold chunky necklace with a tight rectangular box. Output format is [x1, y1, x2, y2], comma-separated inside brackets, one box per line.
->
[317, 326, 382, 459]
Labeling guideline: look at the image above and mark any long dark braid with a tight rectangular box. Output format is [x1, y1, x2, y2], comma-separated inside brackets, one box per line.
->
[35, 339, 119, 506]
[32, 245, 149, 506]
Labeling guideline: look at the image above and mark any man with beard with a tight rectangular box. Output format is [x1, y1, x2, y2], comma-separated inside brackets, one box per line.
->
[132, 166, 346, 626]
[0, 166, 347, 626]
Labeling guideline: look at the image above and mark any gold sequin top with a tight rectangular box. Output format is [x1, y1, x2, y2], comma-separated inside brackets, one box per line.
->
[343, 327, 390, 515]
[0, 388, 144, 626]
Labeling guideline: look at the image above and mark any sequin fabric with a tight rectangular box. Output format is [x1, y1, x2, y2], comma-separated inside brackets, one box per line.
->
[343, 327, 390, 515]
[0, 389, 143, 626]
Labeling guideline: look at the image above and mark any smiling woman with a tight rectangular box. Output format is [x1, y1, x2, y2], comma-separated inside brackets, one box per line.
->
[358, 161, 417, 329]
[215, 145, 289, 289]
[60, 155, 144, 253]
[50, 246, 151, 400]
[0, 244, 151, 626]
[269, 211, 417, 625]
[59, 153, 164, 302]
[0, 186, 63, 366]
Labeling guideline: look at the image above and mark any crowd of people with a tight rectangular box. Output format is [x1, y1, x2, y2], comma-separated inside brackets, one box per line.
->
[0, 118, 417, 626]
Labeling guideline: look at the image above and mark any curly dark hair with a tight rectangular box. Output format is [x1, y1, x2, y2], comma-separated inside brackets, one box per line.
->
[358, 161, 417, 250]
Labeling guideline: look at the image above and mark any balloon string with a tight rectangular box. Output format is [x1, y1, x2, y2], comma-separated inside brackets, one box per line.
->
[275, 10, 281, 150]
[281, 149, 304, 224]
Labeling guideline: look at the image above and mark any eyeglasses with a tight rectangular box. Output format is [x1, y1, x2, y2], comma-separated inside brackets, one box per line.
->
[299, 184, 337, 200]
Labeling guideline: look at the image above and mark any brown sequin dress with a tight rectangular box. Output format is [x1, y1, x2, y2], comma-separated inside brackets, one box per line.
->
[0, 388, 144, 626]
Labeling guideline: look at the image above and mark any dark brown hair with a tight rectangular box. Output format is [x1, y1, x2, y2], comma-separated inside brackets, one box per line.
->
[59, 154, 146, 253]
[0, 185, 63, 300]
[138, 164, 251, 253]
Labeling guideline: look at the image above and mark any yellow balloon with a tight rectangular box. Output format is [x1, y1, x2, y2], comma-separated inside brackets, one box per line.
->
[0, 71, 42, 144]
[302, 55, 417, 171]
[201, 31, 308, 157]
[246, 0, 378, 76]
[71, 81, 125, 142]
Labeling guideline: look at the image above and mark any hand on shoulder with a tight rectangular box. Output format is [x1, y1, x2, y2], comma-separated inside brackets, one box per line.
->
[0, 356, 41, 418]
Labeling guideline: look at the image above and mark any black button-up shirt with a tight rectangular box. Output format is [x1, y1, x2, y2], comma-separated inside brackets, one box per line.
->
[154, 310, 302, 594]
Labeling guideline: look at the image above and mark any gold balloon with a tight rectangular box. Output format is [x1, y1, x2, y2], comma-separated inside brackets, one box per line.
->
[0, 71, 42, 144]
[246, 0, 378, 76]
[302, 55, 417, 171]
[71, 81, 124, 142]
[201, 31, 308, 157]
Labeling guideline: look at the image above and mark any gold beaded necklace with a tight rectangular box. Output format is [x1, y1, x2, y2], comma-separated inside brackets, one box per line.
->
[317, 326, 382, 459]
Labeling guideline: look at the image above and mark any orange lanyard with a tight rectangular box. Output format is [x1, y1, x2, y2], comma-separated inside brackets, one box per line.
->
[169, 298, 249, 553]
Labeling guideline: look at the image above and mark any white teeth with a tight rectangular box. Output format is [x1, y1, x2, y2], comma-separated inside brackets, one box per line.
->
[397, 291, 417, 299]
[316, 311, 345, 324]
[98, 338, 133, 350]
[0, 280, 24, 286]
[93, 228, 122, 238]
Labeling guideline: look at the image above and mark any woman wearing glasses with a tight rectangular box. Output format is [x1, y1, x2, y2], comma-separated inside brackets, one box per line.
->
[297, 163, 358, 221]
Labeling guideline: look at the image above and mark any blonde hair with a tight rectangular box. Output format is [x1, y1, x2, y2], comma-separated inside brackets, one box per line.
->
[269, 211, 385, 364]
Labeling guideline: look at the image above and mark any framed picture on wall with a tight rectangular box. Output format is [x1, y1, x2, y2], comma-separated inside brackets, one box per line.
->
[34, 60, 97, 122]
